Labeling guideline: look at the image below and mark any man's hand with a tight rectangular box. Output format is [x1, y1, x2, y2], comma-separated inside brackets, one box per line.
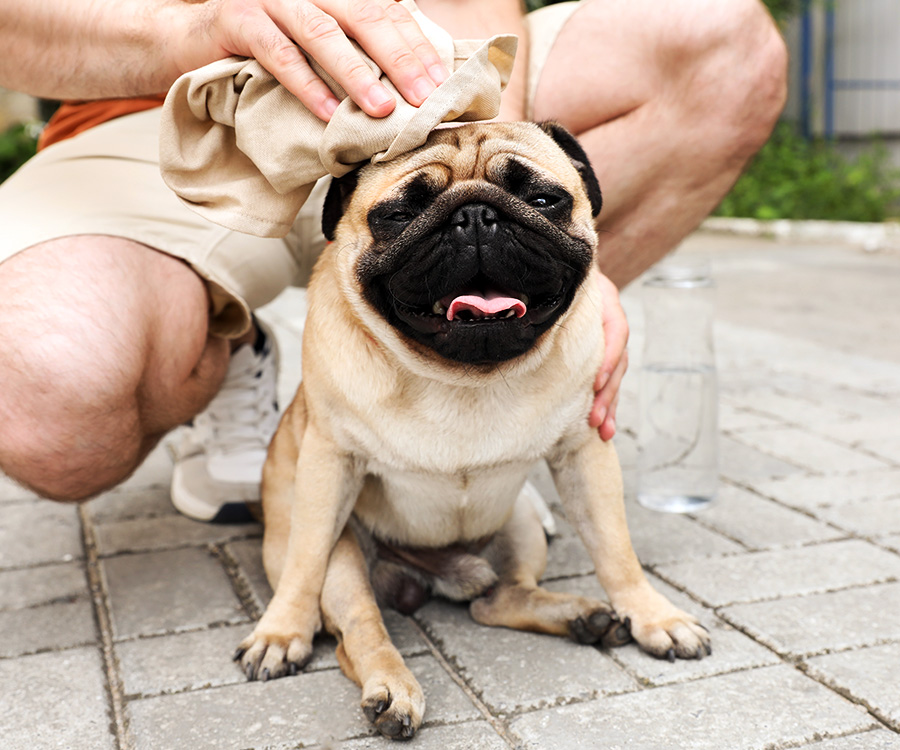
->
[589, 273, 629, 442]
[177, 0, 450, 120]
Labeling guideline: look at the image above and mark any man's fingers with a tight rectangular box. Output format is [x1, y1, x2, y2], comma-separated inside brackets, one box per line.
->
[589, 349, 628, 432]
[383, 0, 449, 85]
[342, 0, 448, 103]
[236, 7, 345, 119]
[285, 1, 398, 117]
[589, 272, 630, 440]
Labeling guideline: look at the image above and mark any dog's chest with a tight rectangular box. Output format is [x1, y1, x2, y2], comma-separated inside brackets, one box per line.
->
[355, 458, 531, 545]
[340, 378, 590, 546]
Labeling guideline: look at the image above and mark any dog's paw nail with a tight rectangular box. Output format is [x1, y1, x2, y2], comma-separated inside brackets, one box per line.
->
[233, 647, 246, 662]
[615, 624, 630, 642]
[666, 648, 676, 663]
[623, 616, 632, 631]
[261, 668, 270, 681]
[694, 645, 706, 660]
[288, 662, 299, 676]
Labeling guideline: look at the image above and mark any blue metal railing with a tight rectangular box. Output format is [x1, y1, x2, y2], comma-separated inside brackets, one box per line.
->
[800, 1, 900, 140]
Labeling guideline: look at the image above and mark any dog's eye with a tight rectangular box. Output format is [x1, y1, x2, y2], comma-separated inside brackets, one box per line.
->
[528, 194, 559, 209]
[386, 211, 414, 224]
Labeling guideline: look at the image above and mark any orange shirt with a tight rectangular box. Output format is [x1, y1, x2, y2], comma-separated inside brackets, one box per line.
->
[38, 95, 167, 150]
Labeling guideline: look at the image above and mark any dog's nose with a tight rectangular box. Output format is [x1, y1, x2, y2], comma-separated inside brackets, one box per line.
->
[450, 203, 499, 242]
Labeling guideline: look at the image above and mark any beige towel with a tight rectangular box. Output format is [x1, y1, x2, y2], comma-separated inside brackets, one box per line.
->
[159, 0, 517, 238]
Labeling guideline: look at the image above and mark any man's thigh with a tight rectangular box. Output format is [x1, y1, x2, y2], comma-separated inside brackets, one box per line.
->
[0, 107, 315, 338]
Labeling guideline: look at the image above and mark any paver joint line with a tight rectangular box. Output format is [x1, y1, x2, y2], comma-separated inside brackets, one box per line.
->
[408, 616, 518, 748]
[77, 504, 130, 750]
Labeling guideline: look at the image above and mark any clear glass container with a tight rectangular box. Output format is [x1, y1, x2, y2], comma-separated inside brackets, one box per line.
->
[637, 255, 719, 513]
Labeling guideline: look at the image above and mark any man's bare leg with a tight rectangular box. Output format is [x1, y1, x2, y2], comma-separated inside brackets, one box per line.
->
[532, 0, 788, 287]
[421, 0, 788, 288]
[0, 237, 230, 501]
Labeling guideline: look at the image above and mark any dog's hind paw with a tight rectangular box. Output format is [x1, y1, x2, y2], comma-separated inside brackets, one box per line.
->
[233, 631, 314, 681]
[361, 672, 426, 740]
[568, 606, 630, 647]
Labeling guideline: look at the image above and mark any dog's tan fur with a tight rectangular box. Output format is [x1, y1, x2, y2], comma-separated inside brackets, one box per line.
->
[236, 123, 710, 739]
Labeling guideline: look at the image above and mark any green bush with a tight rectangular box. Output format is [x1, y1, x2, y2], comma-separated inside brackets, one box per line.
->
[0, 123, 37, 184]
[716, 123, 900, 222]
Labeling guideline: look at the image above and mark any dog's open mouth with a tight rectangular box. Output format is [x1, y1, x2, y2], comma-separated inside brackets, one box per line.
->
[394, 275, 565, 335]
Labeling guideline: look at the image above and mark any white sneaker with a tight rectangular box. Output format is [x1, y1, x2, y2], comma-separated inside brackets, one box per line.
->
[169, 320, 280, 523]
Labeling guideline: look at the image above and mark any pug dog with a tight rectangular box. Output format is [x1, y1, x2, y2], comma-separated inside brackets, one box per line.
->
[234, 121, 711, 739]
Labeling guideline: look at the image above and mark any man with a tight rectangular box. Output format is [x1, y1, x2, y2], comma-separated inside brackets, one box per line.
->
[0, 0, 787, 517]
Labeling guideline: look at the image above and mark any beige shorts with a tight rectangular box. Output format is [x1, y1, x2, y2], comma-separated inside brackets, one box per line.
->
[0, 2, 578, 338]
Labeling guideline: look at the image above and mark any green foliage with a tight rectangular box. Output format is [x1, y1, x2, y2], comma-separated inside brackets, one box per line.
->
[0, 123, 37, 184]
[716, 123, 900, 222]
[761, 0, 807, 22]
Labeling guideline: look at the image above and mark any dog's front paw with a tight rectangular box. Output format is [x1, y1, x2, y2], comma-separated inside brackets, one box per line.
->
[361, 671, 426, 740]
[233, 629, 314, 681]
[623, 603, 711, 662]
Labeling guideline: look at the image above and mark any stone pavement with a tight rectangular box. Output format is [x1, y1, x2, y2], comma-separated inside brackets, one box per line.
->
[2, 232, 900, 750]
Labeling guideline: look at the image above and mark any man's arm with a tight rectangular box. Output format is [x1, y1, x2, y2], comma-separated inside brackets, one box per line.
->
[0, 0, 448, 120]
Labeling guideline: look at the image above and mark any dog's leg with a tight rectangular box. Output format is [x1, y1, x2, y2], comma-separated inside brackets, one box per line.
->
[259, 392, 305, 590]
[236, 409, 365, 680]
[549, 434, 711, 660]
[321, 526, 425, 740]
[469, 490, 626, 647]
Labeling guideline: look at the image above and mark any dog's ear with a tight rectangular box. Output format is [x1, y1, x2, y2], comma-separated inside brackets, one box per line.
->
[537, 122, 602, 218]
[321, 169, 361, 241]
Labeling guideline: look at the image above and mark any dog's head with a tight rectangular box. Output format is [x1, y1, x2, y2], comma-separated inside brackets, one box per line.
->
[322, 121, 602, 367]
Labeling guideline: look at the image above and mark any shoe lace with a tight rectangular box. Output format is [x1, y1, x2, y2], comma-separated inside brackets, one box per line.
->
[192, 345, 279, 456]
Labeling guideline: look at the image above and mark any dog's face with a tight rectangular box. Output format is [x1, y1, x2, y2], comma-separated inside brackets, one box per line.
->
[322, 122, 602, 366]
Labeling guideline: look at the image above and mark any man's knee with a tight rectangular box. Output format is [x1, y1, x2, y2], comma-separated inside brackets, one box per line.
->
[670, 0, 788, 150]
[0, 328, 146, 502]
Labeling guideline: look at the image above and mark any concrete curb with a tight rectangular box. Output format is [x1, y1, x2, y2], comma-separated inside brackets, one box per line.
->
[700, 216, 900, 253]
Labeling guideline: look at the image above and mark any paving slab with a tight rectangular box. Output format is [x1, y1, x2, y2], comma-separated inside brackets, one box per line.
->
[719, 402, 787, 433]
[102, 547, 249, 639]
[753, 468, 900, 510]
[0, 472, 39, 503]
[623, 497, 747, 566]
[656, 539, 900, 607]
[863, 436, 900, 464]
[415, 598, 638, 714]
[126, 654, 481, 750]
[805, 643, 900, 729]
[815, 497, 900, 536]
[0, 597, 96, 658]
[798, 730, 900, 749]
[689, 483, 844, 550]
[721, 582, 900, 657]
[508, 665, 877, 750]
[719, 434, 805, 485]
[733, 427, 891, 474]
[721, 385, 858, 428]
[320, 721, 510, 749]
[224, 537, 272, 612]
[84, 485, 179, 524]
[0, 560, 88, 611]
[0, 500, 83, 568]
[94, 513, 259, 556]
[0, 647, 116, 750]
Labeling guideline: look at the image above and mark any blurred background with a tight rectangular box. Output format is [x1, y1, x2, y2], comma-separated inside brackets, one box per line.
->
[3, 0, 899, 222]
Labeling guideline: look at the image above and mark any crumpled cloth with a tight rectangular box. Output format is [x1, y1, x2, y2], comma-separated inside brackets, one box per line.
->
[158, 0, 517, 238]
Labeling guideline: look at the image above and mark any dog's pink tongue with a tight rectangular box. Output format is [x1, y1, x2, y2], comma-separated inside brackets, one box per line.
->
[446, 291, 527, 321]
